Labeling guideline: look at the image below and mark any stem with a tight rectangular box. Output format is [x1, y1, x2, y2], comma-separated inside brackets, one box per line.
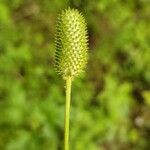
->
[64, 76, 72, 150]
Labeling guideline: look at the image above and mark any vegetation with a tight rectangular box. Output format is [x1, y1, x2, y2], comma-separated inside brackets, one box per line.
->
[55, 8, 88, 150]
[0, 0, 149, 150]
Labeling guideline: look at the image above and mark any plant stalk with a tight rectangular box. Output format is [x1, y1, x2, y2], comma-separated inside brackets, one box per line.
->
[64, 76, 72, 150]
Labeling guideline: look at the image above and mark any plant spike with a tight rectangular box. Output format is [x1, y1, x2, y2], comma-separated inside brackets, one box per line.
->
[54, 8, 88, 150]
[55, 7, 88, 80]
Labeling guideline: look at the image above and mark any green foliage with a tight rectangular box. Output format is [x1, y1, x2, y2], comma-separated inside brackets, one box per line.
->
[0, 0, 149, 150]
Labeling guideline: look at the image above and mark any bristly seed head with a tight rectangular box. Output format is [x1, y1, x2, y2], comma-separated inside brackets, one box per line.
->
[54, 8, 88, 80]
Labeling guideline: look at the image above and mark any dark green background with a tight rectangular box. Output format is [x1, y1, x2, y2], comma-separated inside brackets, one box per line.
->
[0, 0, 149, 149]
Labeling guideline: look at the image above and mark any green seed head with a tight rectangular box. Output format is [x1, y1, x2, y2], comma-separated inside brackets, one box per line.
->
[54, 8, 88, 80]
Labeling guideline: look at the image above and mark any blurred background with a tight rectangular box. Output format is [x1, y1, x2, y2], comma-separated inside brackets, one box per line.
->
[0, 0, 150, 149]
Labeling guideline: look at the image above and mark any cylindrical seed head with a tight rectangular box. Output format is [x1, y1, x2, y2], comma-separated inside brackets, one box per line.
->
[54, 8, 88, 80]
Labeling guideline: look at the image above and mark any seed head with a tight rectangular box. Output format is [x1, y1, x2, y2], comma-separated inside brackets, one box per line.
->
[54, 8, 88, 80]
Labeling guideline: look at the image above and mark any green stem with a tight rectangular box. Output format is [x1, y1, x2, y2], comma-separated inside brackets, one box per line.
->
[64, 76, 72, 150]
